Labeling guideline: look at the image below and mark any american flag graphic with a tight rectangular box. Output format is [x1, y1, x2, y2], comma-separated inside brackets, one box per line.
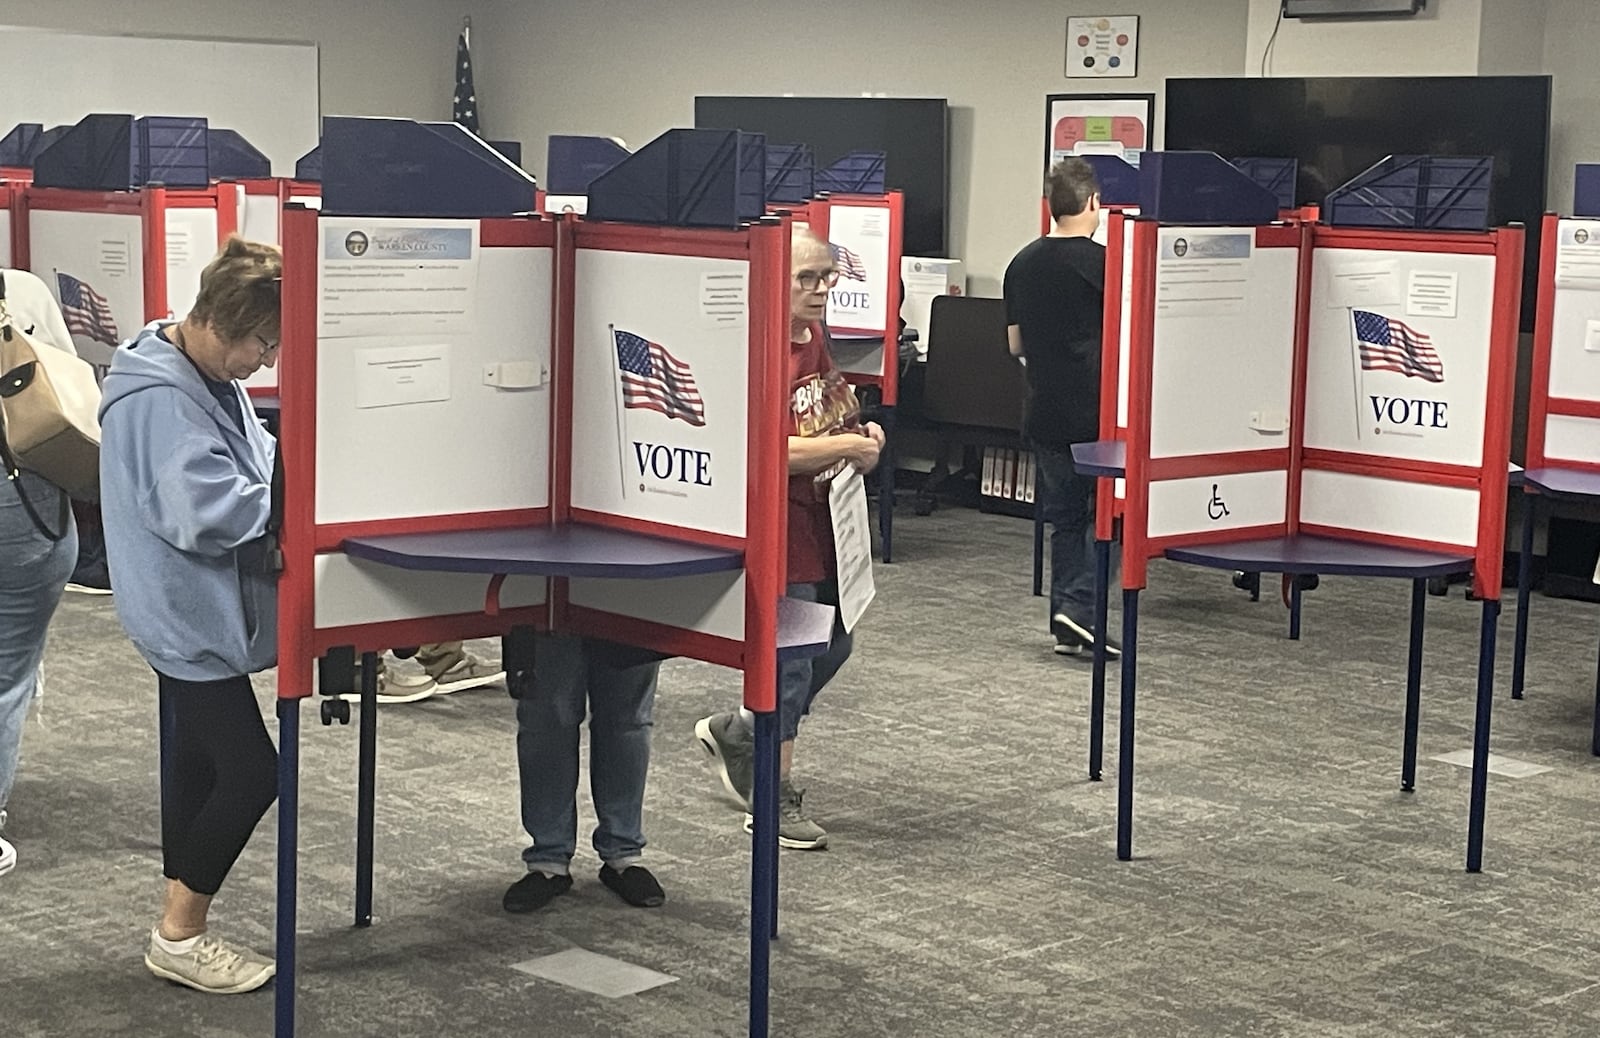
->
[615, 329, 705, 426]
[830, 242, 868, 282]
[453, 25, 479, 132]
[57, 272, 120, 347]
[1353, 309, 1443, 383]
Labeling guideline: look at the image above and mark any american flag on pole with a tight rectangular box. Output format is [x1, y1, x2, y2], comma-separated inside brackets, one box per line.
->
[1353, 309, 1444, 383]
[453, 22, 479, 132]
[57, 272, 120, 347]
[615, 329, 706, 426]
[830, 242, 868, 282]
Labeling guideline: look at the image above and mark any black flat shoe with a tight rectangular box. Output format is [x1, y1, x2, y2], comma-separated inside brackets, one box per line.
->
[599, 865, 665, 908]
[503, 871, 573, 913]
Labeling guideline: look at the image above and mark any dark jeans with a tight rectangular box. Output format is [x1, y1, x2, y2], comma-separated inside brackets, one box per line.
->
[1033, 443, 1116, 624]
[158, 672, 277, 896]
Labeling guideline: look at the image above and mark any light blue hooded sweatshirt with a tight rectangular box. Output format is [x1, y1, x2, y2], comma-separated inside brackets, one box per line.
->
[98, 323, 277, 681]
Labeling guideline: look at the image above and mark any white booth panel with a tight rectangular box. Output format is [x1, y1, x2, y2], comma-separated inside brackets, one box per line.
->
[314, 554, 547, 628]
[1300, 469, 1480, 548]
[568, 570, 745, 643]
[1147, 469, 1287, 539]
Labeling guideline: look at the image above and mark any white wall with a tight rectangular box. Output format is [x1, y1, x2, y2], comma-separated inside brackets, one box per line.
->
[1244, 0, 1484, 77]
[476, 0, 1251, 295]
[0, 0, 470, 124]
[1477, 0, 1547, 75]
[1544, 0, 1600, 212]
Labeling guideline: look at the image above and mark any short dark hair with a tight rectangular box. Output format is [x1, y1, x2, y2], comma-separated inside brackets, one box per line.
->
[1047, 158, 1100, 220]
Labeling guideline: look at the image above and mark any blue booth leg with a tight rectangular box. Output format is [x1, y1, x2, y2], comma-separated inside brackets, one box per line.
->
[1032, 499, 1045, 598]
[275, 697, 301, 1038]
[749, 710, 778, 1038]
[877, 405, 895, 564]
[355, 651, 378, 928]
[1089, 539, 1111, 782]
[1466, 599, 1501, 874]
[1116, 589, 1140, 862]
[1591, 626, 1600, 757]
[1288, 580, 1303, 641]
[1511, 497, 1535, 700]
[1401, 578, 1426, 792]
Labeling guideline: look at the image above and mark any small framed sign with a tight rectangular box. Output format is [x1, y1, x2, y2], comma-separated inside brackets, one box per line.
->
[1066, 15, 1139, 78]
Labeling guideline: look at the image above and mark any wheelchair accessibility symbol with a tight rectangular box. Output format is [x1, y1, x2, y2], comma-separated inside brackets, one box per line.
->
[1207, 483, 1230, 521]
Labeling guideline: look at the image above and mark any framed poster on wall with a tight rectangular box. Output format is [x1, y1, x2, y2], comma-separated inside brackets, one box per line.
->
[1044, 93, 1155, 171]
[1066, 15, 1139, 77]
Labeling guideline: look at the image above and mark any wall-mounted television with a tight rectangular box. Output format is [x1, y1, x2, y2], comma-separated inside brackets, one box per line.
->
[1164, 75, 1551, 329]
[694, 95, 950, 257]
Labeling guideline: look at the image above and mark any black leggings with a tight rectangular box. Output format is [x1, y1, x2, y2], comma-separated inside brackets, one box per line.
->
[157, 672, 278, 897]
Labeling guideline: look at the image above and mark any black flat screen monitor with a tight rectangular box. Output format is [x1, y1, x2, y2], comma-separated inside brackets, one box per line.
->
[694, 96, 949, 257]
[1164, 75, 1551, 329]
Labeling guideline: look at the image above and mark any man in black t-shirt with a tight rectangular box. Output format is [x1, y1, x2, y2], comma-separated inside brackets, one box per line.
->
[1003, 157, 1121, 658]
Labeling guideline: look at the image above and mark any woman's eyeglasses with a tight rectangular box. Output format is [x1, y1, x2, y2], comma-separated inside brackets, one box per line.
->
[255, 334, 281, 360]
[794, 269, 841, 291]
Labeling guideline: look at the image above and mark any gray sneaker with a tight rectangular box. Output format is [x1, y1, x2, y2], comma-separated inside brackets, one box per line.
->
[145, 931, 276, 994]
[743, 779, 829, 850]
[694, 712, 754, 808]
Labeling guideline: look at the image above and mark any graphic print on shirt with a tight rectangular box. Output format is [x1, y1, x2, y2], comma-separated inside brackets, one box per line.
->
[791, 366, 861, 495]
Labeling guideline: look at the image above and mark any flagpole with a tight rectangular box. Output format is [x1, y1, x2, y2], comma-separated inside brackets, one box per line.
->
[1347, 307, 1364, 442]
[609, 325, 630, 499]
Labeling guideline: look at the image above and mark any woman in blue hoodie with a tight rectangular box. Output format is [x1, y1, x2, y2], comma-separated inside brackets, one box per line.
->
[99, 236, 282, 995]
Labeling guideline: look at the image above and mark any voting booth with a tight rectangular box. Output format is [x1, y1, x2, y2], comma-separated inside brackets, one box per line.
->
[0, 180, 19, 268]
[1082, 152, 1522, 874]
[268, 119, 839, 1038]
[1527, 206, 1600, 478]
[13, 115, 240, 373]
[1508, 178, 1600, 729]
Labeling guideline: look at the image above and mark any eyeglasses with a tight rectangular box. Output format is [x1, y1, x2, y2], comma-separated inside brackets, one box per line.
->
[255, 334, 281, 360]
[794, 269, 840, 291]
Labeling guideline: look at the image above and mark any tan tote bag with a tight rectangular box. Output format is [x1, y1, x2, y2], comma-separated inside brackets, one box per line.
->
[0, 273, 103, 525]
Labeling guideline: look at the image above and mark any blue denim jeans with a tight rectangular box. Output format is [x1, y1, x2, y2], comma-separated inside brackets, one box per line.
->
[516, 633, 659, 874]
[1032, 443, 1116, 624]
[779, 581, 853, 743]
[0, 472, 77, 817]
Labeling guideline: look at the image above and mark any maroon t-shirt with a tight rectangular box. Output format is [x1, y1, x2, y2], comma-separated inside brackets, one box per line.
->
[787, 324, 862, 584]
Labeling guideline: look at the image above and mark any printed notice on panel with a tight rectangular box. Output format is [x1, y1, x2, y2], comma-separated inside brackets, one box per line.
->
[355, 345, 452, 409]
[99, 237, 132, 280]
[700, 270, 747, 324]
[829, 465, 876, 633]
[1555, 221, 1600, 290]
[1156, 231, 1251, 317]
[1325, 258, 1400, 310]
[166, 225, 195, 270]
[1405, 270, 1459, 319]
[319, 222, 479, 338]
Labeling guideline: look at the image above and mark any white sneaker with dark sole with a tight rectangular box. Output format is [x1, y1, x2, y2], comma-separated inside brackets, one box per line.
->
[0, 836, 15, 877]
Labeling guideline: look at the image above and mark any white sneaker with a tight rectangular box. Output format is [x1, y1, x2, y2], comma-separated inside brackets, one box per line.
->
[428, 651, 504, 695]
[0, 836, 15, 877]
[64, 582, 114, 596]
[336, 656, 437, 705]
[145, 931, 275, 994]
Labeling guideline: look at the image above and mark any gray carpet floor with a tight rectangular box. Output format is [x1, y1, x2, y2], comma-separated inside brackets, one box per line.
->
[5, 506, 1600, 1037]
